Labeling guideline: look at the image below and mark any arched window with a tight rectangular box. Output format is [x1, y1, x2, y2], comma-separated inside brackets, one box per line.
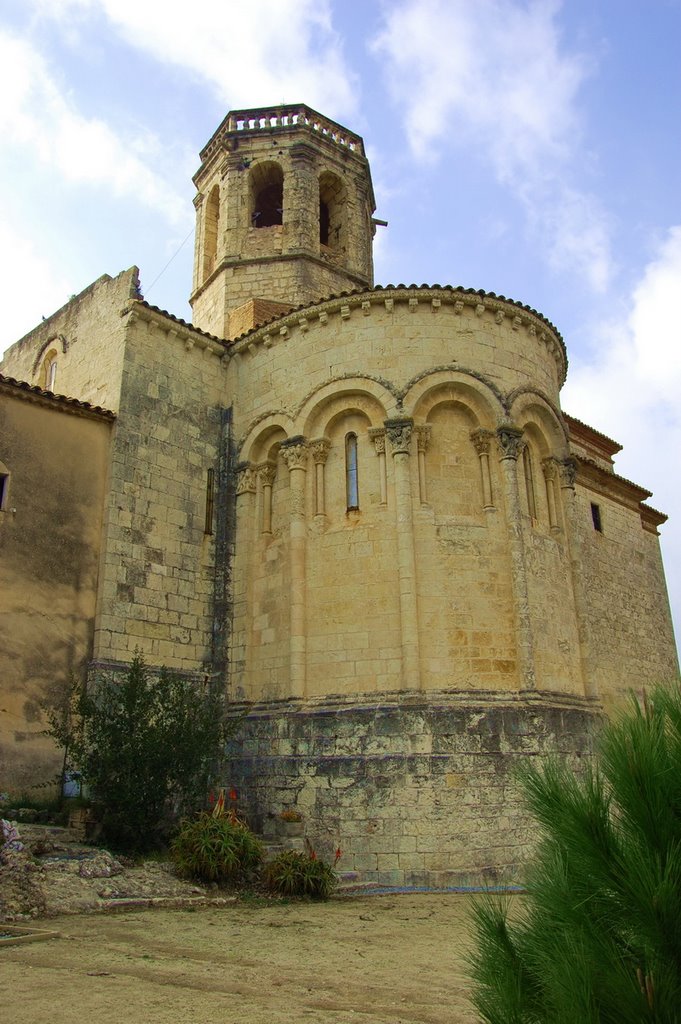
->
[522, 445, 537, 521]
[345, 433, 359, 510]
[202, 184, 220, 281]
[250, 162, 283, 227]
[39, 349, 58, 391]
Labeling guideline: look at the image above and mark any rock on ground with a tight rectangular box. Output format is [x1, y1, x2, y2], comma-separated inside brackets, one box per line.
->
[0, 823, 216, 921]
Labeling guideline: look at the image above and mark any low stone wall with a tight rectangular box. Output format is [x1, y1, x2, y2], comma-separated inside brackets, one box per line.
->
[226, 691, 600, 887]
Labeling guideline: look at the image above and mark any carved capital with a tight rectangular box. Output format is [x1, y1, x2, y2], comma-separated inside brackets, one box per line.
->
[415, 424, 432, 453]
[496, 425, 524, 461]
[385, 418, 414, 455]
[256, 461, 277, 488]
[541, 456, 560, 482]
[280, 437, 309, 471]
[309, 438, 330, 465]
[368, 427, 386, 455]
[236, 463, 257, 495]
[557, 457, 577, 488]
[470, 428, 494, 456]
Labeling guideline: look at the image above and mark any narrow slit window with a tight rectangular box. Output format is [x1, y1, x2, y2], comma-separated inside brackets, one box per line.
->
[204, 468, 215, 535]
[591, 502, 602, 533]
[0, 463, 9, 511]
[345, 433, 359, 510]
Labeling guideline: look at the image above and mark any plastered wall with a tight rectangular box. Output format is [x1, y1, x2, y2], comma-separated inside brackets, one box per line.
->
[0, 383, 112, 790]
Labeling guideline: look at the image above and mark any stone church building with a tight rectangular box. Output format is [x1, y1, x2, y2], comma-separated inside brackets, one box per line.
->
[1, 105, 678, 885]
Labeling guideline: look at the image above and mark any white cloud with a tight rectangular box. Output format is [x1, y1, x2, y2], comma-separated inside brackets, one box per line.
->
[372, 0, 612, 292]
[562, 225, 681, 644]
[0, 215, 72, 347]
[24, 0, 359, 121]
[629, 226, 681, 398]
[0, 29, 185, 223]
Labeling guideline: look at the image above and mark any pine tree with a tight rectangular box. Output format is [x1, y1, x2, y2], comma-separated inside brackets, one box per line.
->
[472, 684, 681, 1024]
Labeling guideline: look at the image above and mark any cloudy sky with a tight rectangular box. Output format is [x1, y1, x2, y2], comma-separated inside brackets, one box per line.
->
[1, 0, 680, 650]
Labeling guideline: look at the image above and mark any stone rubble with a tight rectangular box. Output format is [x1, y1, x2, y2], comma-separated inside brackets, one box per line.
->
[0, 822, 219, 922]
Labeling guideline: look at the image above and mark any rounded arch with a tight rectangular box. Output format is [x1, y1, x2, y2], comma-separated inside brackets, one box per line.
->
[238, 413, 294, 464]
[31, 334, 68, 376]
[319, 170, 346, 250]
[323, 403, 374, 437]
[296, 377, 395, 437]
[38, 347, 59, 391]
[249, 161, 284, 228]
[202, 183, 220, 281]
[510, 390, 569, 457]
[406, 370, 503, 428]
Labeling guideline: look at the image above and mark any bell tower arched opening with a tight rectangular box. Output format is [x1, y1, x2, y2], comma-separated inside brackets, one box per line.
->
[250, 162, 283, 228]
[202, 184, 220, 283]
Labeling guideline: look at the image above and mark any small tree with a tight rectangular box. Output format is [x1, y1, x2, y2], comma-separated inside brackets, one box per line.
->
[68, 655, 227, 852]
[41, 673, 81, 806]
[472, 684, 681, 1024]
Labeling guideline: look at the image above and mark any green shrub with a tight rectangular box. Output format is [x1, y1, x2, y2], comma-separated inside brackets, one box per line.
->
[263, 850, 337, 900]
[171, 812, 264, 885]
[57, 655, 230, 853]
[471, 683, 681, 1024]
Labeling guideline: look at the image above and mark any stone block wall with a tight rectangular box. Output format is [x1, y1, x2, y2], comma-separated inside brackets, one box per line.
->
[91, 305, 233, 677]
[0, 268, 140, 412]
[575, 484, 679, 710]
[227, 693, 599, 887]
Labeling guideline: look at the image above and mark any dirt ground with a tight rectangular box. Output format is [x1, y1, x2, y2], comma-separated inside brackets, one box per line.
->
[1, 893, 501, 1024]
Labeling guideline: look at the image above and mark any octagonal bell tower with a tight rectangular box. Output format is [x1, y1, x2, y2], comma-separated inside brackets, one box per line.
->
[190, 105, 376, 339]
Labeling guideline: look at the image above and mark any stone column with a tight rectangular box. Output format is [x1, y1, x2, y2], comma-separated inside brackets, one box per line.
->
[233, 463, 258, 694]
[496, 425, 536, 690]
[288, 142, 318, 255]
[415, 425, 432, 505]
[558, 458, 597, 699]
[470, 429, 496, 510]
[257, 462, 276, 535]
[385, 418, 421, 690]
[368, 427, 388, 505]
[309, 438, 330, 517]
[542, 457, 561, 533]
[280, 437, 309, 697]
[223, 152, 246, 258]
[191, 192, 204, 294]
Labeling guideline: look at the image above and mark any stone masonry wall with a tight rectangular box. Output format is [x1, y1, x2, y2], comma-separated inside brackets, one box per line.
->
[92, 306, 232, 676]
[0, 268, 139, 413]
[575, 484, 679, 711]
[227, 694, 599, 887]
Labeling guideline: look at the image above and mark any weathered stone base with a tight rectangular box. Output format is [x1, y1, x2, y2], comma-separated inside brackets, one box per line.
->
[226, 689, 601, 888]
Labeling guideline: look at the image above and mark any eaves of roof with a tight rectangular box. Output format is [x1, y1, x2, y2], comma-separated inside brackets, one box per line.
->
[0, 373, 116, 422]
[228, 283, 565, 351]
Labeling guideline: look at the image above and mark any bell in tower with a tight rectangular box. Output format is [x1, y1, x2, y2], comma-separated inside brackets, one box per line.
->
[190, 105, 377, 340]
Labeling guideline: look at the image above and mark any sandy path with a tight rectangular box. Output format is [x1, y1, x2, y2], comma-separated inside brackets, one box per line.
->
[1, 893, 499, 1023]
